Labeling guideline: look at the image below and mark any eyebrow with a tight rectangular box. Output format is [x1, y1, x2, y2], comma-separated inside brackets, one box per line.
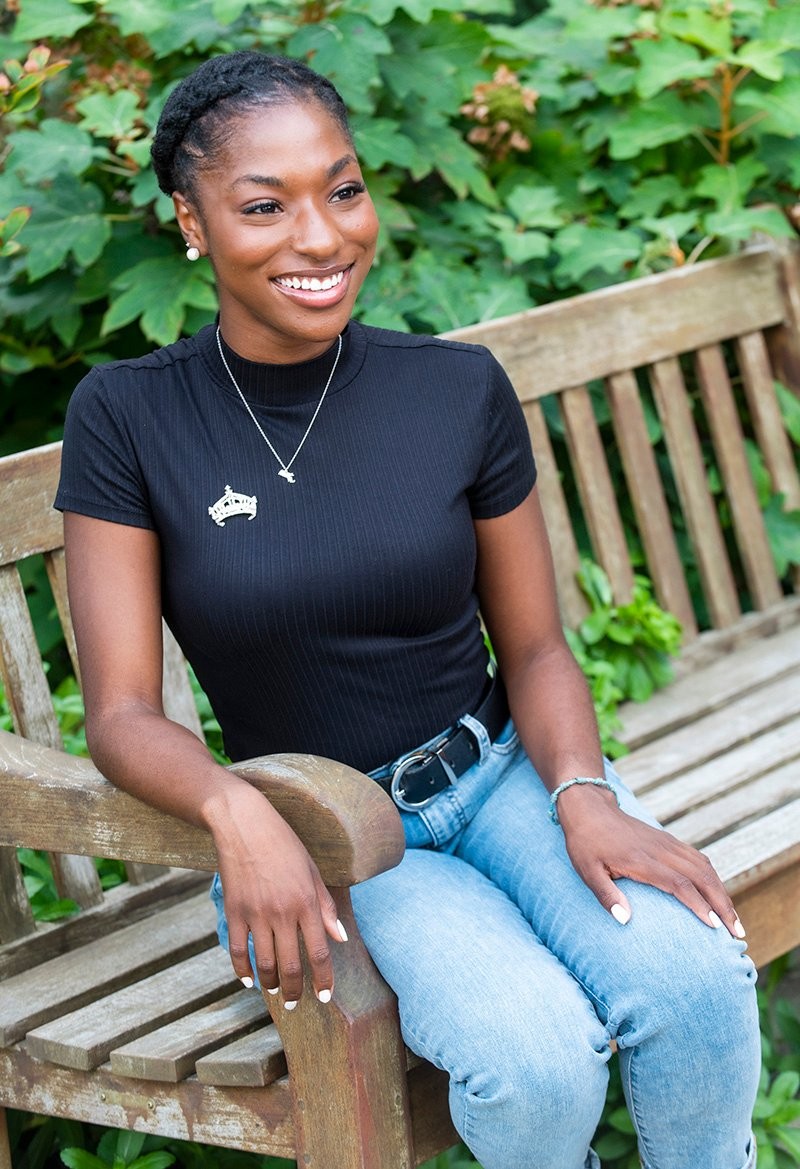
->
[231, 154, 358, 190]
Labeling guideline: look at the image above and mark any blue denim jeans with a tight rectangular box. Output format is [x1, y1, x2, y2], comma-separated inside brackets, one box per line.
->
[212, 720, 760, 1169]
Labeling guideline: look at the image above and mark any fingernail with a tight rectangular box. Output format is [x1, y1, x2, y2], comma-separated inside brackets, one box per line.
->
[316, 988, 332, 1004]
[734, 917, 747, 939]
[266, 986, 280, 996]
[611, 904, 631, 925]
[284, 1000, 298, 1011]
[708, 910, 723, 929]
[240, 976, 254, 989]
[336, 919, 349, 942]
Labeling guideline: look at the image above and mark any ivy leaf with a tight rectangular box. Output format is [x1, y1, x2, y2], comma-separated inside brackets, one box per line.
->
[639, 211, 698, 241]
[735, 77, 800, 137]
[763, 495, 800, 577]
[635, 36, 717, 100]
[75, 91, 142, 140]
[497, 229, 551, 266]
[353, 117, 417, 170]
[102, 257, 218, 345]
[505, 185, 564, 229]
[472, 272, 534, 322]
[405, 111, 497, 205]
[145, 0, 227, 57]
[22, 176, 110, 281]
[103, 0, 181, 35]
[288, 15, 391, 114]
[733, 39, 788, 82]
[6, 120, 95, 183]
[609, 93, 701, 159]
[12, 0, 94, 39]
[553, 224, 642, 285]
[704, 205, 795, 242]
[696, 158, 768, 212]
[618, 175, 689, 219]
[660, 7, 733, 57]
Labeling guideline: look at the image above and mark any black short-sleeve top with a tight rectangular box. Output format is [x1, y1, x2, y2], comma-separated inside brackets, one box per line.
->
[56, 321, 536, 772]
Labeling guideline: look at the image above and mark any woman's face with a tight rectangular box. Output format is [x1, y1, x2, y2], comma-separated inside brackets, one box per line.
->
[177, 99, 379, 363]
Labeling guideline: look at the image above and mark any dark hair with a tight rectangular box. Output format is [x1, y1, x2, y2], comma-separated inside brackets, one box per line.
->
[151, 51, 353, 198]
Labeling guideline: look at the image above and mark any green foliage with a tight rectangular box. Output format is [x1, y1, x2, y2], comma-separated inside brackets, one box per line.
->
[565, 560, 683, 757]
[61, 1131, 175, 1169]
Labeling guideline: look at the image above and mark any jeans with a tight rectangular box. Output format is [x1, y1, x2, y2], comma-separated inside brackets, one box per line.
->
[211, 719, 760, 1169]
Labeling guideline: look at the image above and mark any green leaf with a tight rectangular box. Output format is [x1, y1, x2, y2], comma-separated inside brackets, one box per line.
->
[639, 211, 698, 241]
[75, 91, 143, 141]
[660, 7, 733, 57]
[775, 381, 800, 445]
[471, 272, 534, 322]
[696, 158, 768, 212]
[635, 36, 717, 99]
[733, 39, 789, 82]
[618, 175, 689, 219]
[12, 0, 94, 39]
[103, 0, 180, 35]
[103, 257, 218, 345]
[6, 120, 95, 183]
[113, 1131, 146, 1165]
[735, 78, 800, 137]
[554, 224, 642, 285]
[497, 229, 551, 265]
[288, 15, 391, 114]
[609, 93, 702, 160]
[704, 205, 795, 242]
[22, 176, 111, 281]
[776, 1126, 800, 1160]
[505, 185, 564, 229]
[762, 494, 800, 577]
[353, 118, 417, 170]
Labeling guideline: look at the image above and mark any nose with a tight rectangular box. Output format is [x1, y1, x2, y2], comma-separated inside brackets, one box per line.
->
[292, 200, 342, 259]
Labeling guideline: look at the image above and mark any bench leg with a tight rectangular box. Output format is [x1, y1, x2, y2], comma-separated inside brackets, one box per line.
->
[272, 890, 416, 1169]
[0, 1106, 11, 1169]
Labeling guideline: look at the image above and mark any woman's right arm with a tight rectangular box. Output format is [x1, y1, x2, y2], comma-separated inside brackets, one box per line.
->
[63, 512, 345, 1004]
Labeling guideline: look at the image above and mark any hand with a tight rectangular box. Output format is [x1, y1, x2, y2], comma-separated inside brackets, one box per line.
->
[556, 785, 746, 939]
[209, 782, 347, 1005]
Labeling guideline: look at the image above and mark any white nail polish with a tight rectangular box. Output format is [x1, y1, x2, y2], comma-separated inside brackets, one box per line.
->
[266, 986, 280, 996]
[240, 976, 254, 989]
[317, 988, 332, 1004]
[284, 1000, 298, 1011]
[734, 918, 747, 939]
[611, 904, 631, 925]
[336, 919, 349, 942]
[708, 910, 723, 928]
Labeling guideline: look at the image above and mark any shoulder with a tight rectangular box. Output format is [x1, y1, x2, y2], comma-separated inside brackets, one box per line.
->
[80, 328, 209, 388]
[356, 321, 493, 365]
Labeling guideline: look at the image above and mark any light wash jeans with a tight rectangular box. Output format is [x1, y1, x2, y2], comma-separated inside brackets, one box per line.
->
[211, 719, 760, 1169]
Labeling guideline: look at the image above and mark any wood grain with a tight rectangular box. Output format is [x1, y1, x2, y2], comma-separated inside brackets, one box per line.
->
[194, 1021, 286, 1087]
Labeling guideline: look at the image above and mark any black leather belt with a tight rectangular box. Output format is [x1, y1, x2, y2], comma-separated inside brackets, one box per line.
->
[373, 675, 509, 811]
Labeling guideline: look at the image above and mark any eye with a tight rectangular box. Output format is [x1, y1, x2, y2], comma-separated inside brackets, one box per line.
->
[244, 199, 282, 215]
[331, 181, 366, 203]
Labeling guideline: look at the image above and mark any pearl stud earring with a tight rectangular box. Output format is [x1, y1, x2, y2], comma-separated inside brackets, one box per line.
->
[186, 245, 201, 262]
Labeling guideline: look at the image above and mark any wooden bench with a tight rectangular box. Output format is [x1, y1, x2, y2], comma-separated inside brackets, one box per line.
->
[1, 239, 799, 1169]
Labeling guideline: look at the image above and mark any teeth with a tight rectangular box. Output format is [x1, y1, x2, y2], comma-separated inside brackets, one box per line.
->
[277, 270, 345, 291]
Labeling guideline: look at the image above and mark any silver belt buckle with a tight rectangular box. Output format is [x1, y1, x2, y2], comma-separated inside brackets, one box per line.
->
[389, 738, 458, 812]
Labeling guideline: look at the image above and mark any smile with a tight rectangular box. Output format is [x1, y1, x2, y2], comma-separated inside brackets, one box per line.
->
[275, 269, 347, 292]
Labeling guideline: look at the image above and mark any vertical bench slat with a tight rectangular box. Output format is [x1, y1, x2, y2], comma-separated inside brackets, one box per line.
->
[45, 548, 81, 689]
[0, 850, 36, 942]
[736, 330, 800, 591]
[522, 400, 587, 627]
[649, 357, 741, 629]
[694, 344, 782, 611]
[162, 624, 204, 741]
[605, 371, 698, 638]
[559, 386, 635, 603]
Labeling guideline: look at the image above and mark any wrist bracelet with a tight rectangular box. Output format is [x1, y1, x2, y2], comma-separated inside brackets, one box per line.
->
[548, 777, 619, 825]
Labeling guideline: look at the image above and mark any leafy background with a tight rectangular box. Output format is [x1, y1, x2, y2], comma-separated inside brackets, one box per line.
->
[2, 0, 800, 1165]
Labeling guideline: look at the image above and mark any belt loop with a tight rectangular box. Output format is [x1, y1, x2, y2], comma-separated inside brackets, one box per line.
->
[458, 711, 492, 763]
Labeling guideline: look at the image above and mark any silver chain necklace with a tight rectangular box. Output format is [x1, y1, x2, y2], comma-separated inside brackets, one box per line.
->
[215, 326, 342, 485]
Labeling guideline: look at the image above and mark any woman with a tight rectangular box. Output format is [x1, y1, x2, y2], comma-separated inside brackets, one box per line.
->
[55, 50, 760, 1169]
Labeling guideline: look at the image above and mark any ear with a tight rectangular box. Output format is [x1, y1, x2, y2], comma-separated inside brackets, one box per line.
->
[173, 192, 206, 256]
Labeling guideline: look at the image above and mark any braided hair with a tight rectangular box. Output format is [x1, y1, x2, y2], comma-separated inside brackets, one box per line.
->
[151, 51, 353, 198]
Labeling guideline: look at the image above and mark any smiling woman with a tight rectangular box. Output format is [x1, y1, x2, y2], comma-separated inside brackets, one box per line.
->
[53, 50, 761, 1169]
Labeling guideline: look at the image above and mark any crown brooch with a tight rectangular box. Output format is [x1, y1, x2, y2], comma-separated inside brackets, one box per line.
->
[208, 485, 258, 527]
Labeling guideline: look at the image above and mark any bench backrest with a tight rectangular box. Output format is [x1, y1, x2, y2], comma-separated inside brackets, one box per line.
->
[2, 241, 799, 947]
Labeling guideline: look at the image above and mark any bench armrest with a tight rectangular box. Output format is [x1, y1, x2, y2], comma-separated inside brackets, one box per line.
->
[0, 729, 405, 886]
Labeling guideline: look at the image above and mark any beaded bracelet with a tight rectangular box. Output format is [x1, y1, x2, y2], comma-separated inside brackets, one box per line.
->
[548, 777, 619, 825]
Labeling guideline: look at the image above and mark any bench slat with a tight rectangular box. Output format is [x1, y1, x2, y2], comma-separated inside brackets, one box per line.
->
[195, 1023, 287, 1087]
[695, 344, 782, 610]
[0, 442, 62, 567]
[648, 357, 740, 628]
[0, 892, 216, 1046]
[704, 799, 800, 891]
[605, 370, 697, 636]
[0, 850, 35, 943]
[25, 946, 238, 1071]
[666, 760, 800, 848]
[560, 385, 635, 602]
[109, 989, 269, 1082]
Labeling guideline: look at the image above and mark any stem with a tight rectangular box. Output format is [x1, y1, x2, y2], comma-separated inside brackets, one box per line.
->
[717, 63, 734, 166]
[693, 128, 724, 165]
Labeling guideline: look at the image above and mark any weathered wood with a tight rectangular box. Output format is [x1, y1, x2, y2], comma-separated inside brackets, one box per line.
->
[0, 893, 217, 1045]
[0, 1046, 297, 1156]
[194, 1021, 286, 1087]
[162, 623, 203, 740]
[765, 239, 800, 395]
[0, 732, 405, 886]
[648, 357, 740, 628]
[704, 799, 800, 893]
[111, 990, 270, 1083]
[605, 371, 697, 636]
[45, 548, 80, 688]
[0, 1104, 9, 1169]
[0, 848, 35, 944]
[0, 565, 62, 749]
[559, 385, 635, 602]
[733, 863, 800, 970]
[26, 946, 238, 1071]
[444, 247, 787, 399]
[0, 442, 62, 567]
[694, 344, 782, 610]
[273, 889, 415, 1169]
[408, 1061, 458, 1166]
[666, 759, 800, 849]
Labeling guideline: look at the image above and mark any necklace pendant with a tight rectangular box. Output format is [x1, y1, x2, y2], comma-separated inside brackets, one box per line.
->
[278, 468, 296, 484]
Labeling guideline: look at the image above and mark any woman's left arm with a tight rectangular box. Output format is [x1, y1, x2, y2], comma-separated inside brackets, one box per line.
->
[475, 486, 745, 939]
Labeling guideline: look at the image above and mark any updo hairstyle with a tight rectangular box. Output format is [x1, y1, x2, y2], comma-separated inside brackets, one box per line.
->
[151, 51, 353, 199]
